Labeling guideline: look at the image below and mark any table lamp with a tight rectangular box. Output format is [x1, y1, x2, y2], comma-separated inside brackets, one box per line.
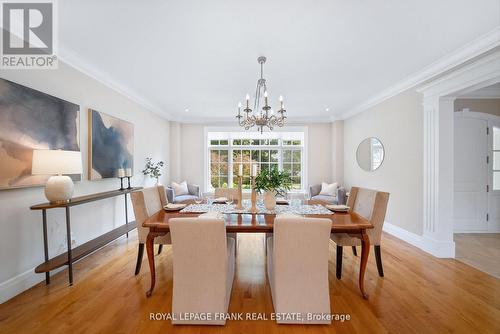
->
[32, 149, 83, 203]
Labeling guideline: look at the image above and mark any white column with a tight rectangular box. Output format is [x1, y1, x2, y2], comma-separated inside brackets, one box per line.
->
[422, 96, 455, 257]
[331, 120, 344, 185]
[169, 121, 182, 182]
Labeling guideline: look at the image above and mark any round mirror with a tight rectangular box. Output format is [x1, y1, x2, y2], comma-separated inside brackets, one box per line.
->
[356, 137, 385, 172]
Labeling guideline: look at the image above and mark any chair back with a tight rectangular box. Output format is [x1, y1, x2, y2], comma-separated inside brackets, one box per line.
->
[214, 188, 240, 203]
[347, 187, 389, 245]
[130, 186, 167, 243]
[169, 216, 231, 324]
[271, 215, 332, 322]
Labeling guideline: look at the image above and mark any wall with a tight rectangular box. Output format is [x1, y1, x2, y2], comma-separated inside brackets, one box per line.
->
[0, 62, 170, 303]
[169, 123, 334, 192]
[331, 121, 344, 185]
[455, 98, 500, 117]
[343, 89, 423, 235]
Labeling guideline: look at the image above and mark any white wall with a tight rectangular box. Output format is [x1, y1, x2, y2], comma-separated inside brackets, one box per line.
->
[343, 89, 423, 235]
[0, 62, 170, 303]
[169, 123, 334, 191]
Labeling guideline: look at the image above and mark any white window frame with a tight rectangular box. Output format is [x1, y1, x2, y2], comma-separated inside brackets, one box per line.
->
[203, 126, 308, 193]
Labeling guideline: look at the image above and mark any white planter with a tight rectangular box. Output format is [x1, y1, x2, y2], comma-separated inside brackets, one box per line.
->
[264, 190, 277, 210]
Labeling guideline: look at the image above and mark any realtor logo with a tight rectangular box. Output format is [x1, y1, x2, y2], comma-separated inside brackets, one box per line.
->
[1, 0, 57, 69]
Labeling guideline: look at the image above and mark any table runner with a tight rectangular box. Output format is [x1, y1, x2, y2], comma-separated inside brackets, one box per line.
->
[180, 203, 333, 215]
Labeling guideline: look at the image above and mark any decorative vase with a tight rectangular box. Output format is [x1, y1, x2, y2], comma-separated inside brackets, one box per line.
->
[264, 190, 277, 210]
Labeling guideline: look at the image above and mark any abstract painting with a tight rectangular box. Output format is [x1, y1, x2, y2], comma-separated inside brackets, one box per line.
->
[89, 109, 134, 180]
[0, 78, 80, 189]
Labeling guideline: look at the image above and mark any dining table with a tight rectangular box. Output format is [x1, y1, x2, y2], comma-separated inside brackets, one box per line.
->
[142, 200, 374, 299]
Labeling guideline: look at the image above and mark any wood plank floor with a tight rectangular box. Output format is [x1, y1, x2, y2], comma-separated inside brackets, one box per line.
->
[1, 230, 499, 333]
[455, 233, 500, 279]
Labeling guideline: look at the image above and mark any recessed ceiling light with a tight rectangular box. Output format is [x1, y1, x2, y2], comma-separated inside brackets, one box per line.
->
[184, 108, 189, 112]
[325, 108, 330, 112]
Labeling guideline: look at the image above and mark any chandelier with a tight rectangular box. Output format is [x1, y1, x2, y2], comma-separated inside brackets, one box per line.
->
[236, 56, 286, 133]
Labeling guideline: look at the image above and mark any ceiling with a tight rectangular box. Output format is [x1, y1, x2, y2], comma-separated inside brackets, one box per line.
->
[59, 0, 500, 121]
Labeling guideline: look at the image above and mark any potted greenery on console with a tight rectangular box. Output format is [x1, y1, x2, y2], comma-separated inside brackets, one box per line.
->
[142, 157, 165, 185]
[254, 166, 292, 210]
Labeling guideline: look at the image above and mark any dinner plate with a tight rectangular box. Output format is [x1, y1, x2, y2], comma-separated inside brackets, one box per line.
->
[325, 204, 350, 212]
[163, 204, 187, 211]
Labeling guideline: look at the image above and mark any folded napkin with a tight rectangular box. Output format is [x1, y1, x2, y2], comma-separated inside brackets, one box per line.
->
[212, 197, 228, 203]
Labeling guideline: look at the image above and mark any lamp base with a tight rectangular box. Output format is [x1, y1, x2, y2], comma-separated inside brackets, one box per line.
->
[45, 175, 74, 203]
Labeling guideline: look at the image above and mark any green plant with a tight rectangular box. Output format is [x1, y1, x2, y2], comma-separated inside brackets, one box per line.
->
[142, 157, 165, 183]
[254, 166, 292, 196]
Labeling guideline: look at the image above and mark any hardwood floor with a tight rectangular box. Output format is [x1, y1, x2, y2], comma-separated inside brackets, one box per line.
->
[455, 233, 500, 279]
[1, 230, 499, 333]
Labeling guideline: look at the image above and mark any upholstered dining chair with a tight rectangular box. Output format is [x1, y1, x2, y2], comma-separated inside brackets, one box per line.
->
[130, 186, 171, 275]
[214, 188, 239, 251]
[169, 214, 236, 325]
[214, 187, 240, 203]
[331, 187, 390, 279]
[267, 214, 332, 324]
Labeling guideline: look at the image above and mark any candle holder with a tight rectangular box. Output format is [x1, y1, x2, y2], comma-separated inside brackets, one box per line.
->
[250, 176, 257, 214]
[235, 175, 243, 210]
[126, 176, 132, 190]
[118, 177, 125, 191]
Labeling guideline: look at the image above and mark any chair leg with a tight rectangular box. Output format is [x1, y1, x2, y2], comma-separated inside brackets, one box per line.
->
[352, 246, 358, 256]
[374, 245, 384, 277]
[157, 244, 163, 255]
[135, 243, 145, 275]
[336, 246, 343, 279]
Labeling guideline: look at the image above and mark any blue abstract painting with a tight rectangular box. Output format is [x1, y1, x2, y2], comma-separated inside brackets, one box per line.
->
[89, 109, 134, 180]
[0, 78, 80, 189]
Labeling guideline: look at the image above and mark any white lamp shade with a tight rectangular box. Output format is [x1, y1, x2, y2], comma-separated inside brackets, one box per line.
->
[32, 150, 83, 175]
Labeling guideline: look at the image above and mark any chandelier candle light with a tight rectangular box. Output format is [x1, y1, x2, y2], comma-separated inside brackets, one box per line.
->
[236, 56, 286, 133]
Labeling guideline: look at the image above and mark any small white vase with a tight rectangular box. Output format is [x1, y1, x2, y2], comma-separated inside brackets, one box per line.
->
[264, 190, 277, 210]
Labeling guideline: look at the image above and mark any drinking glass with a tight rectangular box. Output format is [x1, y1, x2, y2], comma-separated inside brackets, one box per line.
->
[194, 197, 203, 205]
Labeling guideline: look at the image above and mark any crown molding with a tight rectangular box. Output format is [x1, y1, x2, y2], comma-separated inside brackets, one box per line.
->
[340, 26, 500, 120]
[177, 114, 334, 124]
[58, 47, 173, 120]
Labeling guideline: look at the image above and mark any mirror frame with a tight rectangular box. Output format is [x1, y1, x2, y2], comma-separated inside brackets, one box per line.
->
[356, 137, 385, 172]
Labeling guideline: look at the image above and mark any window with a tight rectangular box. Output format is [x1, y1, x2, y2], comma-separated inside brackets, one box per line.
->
[207, 131, 305, 191]
[493, 126, 500, 190]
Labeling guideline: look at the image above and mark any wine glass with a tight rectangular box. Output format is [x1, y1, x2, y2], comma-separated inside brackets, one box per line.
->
[194, 197, 203, 205]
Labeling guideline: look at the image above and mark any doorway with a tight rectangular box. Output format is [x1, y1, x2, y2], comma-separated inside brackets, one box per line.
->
[453, 95, 500, 278]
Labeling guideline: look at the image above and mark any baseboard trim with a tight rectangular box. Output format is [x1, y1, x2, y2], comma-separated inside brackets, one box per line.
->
[0, 267, 44, 304]
[383, 222, 455, 258]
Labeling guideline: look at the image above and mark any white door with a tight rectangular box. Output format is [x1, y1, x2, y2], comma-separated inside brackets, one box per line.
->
[453, 116, 488, 232]
[489, 121, 500, 232]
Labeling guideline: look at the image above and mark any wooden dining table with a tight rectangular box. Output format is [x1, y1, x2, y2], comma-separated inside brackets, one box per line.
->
[142, 201, 374, 299]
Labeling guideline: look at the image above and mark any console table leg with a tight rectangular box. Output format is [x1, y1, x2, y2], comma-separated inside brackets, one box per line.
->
[42, 210, 50, 284]
[65, 207, 73, 286]
[125, 193, 129, 238]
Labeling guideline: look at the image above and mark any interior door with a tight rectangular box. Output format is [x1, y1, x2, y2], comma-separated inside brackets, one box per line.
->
[489, 121, 500, 232]
[453, 116, 488, 232]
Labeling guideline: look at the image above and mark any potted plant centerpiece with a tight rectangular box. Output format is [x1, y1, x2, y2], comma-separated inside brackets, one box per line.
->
[142, 157, 165, 185]
[254, 166, 292, 210]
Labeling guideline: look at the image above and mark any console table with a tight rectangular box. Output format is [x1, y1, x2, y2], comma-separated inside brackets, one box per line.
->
[30, 187, 142, 286]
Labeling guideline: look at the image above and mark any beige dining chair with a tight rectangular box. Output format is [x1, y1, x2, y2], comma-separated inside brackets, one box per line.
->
[130, 186, 171, 275]
[267, 214, 333, 324]
[331, 187, 390, 279]
[169, 215, 235, 325]
[214, 187, 240, 203]
[214, 187, 239, 251]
